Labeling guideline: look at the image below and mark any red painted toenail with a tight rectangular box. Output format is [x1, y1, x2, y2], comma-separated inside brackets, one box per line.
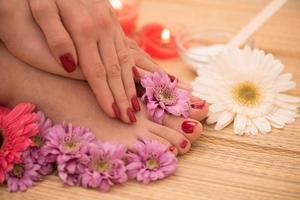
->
[169, 146, 176, 152]
[127, 108, 137, 123]
[59, 53, 76, 73]
[180, 140, 188, 149]
[191, 100, 206, 109]
[131, 95, 141, 112]
[112, 103, 121, 119]
[181, 121, 198, 133]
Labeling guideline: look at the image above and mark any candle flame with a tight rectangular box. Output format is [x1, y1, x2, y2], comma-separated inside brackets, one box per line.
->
[110, 0, 123, 11]
[161, 28, 171, 43]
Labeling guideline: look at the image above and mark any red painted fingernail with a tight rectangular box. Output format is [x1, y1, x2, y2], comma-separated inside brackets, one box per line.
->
[191, 100, 206, 109]
[135, 81, 145, 98]
[131, 95, 141, 112]
[168, 74, 176, 82]
[180, 140, 189, 149]
[127, 108, 137, 123]
[181, 121, 198, 133]
[112, 103, 121, 119]
[169, 146, 176, 152]
[59, 53, 76, 73]
[132, 66, 141, 82]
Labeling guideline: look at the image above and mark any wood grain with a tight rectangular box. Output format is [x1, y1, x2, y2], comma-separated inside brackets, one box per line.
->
[1, 0, 299, 199]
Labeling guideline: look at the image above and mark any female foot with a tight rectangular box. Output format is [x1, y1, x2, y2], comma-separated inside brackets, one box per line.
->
[0, 44, 208, 155]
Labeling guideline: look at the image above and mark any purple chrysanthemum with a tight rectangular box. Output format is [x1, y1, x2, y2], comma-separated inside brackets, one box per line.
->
[80, 142, 128, 192]
[28, 112, 55, 176]
[5, 149, 41, 192]
[41, 124, 97, 186]
[126, 140, 177, 184]
[141, 71, 190, 123]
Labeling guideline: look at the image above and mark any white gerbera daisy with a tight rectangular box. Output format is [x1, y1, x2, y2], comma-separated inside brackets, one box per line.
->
[191, 46, 300, 135]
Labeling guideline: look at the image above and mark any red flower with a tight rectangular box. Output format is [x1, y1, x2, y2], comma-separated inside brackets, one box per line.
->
[0, 103, 38, 183]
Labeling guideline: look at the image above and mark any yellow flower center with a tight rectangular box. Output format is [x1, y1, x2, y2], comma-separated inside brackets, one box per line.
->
[146, 157, 159, 170]
[31, 135, 43, 147]
[10, 164, 24, 178]
[94, 160, 110, 172]
[232, 81, 261, 106]
[156, 88, 176, 105]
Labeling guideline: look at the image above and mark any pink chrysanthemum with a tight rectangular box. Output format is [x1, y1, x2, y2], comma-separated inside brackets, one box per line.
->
[141, 71, 190, 123]
[5, 149, 41, 192]
[80, 142, 128, 192]
[42, 124, 97, 186]
[126, 140, 177, 184]
[27, 112, 55, 176]
[0, 103, 38, 183]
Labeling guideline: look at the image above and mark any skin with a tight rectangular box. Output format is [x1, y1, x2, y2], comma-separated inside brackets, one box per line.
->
[0, 43, 208, 155]
[0, 0, 161, 123]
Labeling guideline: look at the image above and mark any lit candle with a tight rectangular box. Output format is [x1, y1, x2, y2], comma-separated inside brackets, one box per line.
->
[161, 28, 171, 44]
[110, 0, 139, 37]
[139, 23, 178, 59]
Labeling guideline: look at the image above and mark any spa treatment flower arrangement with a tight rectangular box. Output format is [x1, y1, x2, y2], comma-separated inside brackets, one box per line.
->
[0, 101, 177, 192]
[192, 46, 300, 135]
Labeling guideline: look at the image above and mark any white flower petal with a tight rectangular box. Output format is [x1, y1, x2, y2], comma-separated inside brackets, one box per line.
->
[233, 114, 247, 134]
[209, 103, 226, 113]
[191, 46, 299, 135]
[215, 111, 235, 130]
[252, 117, 271, 133]
[276, 94, 300, 103]
[206, 112, 220, 124]
[276, 101, 298, 110]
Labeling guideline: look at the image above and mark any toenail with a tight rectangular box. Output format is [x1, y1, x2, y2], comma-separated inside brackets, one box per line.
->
[180, 140, 189, 149]
[169, 146, 176, 152]
[112, 102, 121, 119]
[191, 100, 206, 109]
[127, 108, 137, 123]
[131, 95, 141, 112]
[181, 121, 198, 133]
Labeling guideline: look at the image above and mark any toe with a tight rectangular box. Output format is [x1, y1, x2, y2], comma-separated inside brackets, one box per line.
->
[163, 114, 202, 142]
[148, 123, 191, 155]
[139, 132, 178, 155]
[189, 99, 209, 122]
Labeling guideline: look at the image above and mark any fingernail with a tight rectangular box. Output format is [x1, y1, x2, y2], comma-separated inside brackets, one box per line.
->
[127, 108, 137, 123]
[169, 146, 176, 152]
[168, 74, 176, 82]
[112, 103, 121, 119]
[59, 53, 76, 73]
[180, 140, 189, 149]
[131, 95, 141, 112]
[181, 121, 198, 133]
[191, 100, 206, 109]
[135, 82, 145, 98]
[132, 66, 141, 82]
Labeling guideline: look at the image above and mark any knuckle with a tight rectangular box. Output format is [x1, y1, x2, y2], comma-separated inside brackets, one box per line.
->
[94, 64, 106, 78]
[118, 50, 131, 66]
[97, 13, 111, 29]
[73, 16, 95, 38]
[106, 64, 121, 78]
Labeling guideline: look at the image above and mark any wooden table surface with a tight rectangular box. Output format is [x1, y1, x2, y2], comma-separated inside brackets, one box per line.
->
[1, 0, 299, 199]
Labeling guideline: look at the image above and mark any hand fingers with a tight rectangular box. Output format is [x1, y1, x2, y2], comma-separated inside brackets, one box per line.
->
[55, 0, 117, 118]
[29, 0, 77, 73]
[115, 31, 140, 113]
[129, 46, 161, 72]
